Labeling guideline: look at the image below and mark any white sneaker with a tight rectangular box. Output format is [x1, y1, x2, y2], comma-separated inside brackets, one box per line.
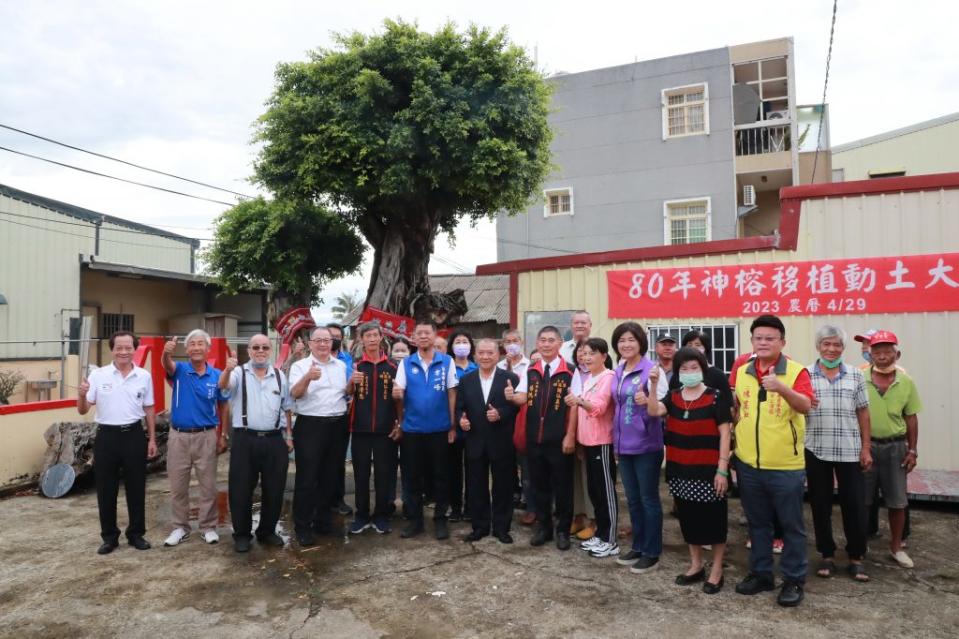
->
[203, 530, 220, 544]
[164, 528, 189, 547]
[890, 549, 914, 568]
[589, 542, 621, 558]
[579, 536, 602, 551]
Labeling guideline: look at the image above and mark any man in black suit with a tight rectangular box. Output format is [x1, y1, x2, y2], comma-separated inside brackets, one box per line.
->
[456, 338, 528, 543]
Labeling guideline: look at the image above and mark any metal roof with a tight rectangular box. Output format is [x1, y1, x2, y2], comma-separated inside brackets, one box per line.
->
[832, 111, 959, 153]
[0, 182, 200, 247]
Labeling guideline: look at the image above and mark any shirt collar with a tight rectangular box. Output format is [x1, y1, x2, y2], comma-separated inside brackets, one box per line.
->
[360, 352, 389, 364]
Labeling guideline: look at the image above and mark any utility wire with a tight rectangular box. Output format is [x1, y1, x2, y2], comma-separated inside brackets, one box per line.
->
[0, 123, 256, 200]
[0, 209, 211, 241]
[0, 144, 237, 206]
[0, 214, 193, 250]
[812, 0, 838, 181]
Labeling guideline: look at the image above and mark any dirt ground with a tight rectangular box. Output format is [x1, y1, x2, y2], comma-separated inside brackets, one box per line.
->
[1, 459, 958, 639]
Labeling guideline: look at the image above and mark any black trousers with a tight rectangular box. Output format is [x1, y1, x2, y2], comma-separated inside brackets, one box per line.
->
[583, 444, 618, 543]
[292, 415, 344, 534]
[448, 438, 471, 516]
[401, 431, 449, 523]
[467, 452, 514, 535]
[528, 440, 574, 534]
[805, 450, 867, 559]
[351, 433, 398, 521]
[94, 425, 147, 543]
[334, 417, 351, 505]
[229, 430, 289, 540]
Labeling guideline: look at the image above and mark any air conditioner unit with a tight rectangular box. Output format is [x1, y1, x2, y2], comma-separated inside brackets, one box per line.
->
[743, 184, 756, 207]
[766, 110, 789, 120]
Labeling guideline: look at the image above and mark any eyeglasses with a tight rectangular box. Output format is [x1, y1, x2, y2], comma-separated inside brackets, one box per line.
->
[249, 345, 271, 351]
[310, 338, 333, 344]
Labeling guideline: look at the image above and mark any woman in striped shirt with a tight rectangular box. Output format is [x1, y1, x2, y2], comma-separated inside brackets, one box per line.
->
[648, 347, 732, 594]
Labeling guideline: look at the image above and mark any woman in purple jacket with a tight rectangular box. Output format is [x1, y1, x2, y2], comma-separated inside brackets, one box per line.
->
[610, 322, 669, 574]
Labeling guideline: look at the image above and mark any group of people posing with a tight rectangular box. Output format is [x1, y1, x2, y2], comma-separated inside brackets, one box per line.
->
[79, 309, 921, 609]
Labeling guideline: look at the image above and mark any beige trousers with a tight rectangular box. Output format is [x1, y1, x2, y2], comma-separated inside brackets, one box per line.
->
[573, 455, 595, 519]
[167, 428, 219, 532]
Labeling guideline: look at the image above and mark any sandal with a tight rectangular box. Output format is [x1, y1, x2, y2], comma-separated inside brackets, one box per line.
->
[847, 563, 870, 583]
[816, 558, 835, 578]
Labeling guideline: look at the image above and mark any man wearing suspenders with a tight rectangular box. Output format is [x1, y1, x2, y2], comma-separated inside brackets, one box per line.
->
[219, 334, 294, 553]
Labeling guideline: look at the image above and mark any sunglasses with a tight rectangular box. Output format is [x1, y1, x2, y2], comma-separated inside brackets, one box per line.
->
[249, 345, 271, 351]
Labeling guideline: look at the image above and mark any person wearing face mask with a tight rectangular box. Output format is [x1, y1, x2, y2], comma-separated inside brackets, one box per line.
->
[804, 326, 872, 582]
[648, 347, 732, 593]
[388, 337, 412, 518]
[499, 329, 536, 525]
[672, 330, 733, 417]
[448, 331, 478, 522]
[218, 335, 294, 552]
[326, 323, 355, 517]
[863, 331, 921, 569]
[391, 338, 411, 362]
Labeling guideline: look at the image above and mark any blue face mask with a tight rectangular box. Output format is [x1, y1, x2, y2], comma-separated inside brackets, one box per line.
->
[251, 361, 270, 369]
[861, 351, 872, 364]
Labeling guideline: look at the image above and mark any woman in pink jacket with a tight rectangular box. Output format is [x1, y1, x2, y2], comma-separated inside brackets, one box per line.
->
[566, 337, 619, 558]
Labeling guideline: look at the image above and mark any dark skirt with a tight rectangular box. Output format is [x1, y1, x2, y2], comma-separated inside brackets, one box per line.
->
[676, 496, 728, 545]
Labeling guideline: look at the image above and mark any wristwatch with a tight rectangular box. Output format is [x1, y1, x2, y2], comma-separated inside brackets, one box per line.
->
[907, 449, 918, 457]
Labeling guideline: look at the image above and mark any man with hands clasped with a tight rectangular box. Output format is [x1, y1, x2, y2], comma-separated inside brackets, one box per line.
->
[456, 339, 527, 544]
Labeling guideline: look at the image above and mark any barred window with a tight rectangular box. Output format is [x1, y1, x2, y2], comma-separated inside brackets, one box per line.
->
[543, 188, 573, 217]
[663, 84, 708, 138]
[665, 198, 710, 245]
[647, 324, 740, 374]
[102, 313, 134, 337]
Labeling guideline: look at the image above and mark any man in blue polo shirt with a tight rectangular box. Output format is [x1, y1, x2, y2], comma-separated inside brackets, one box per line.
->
[161, 329, 229, 547]
[392, 319, 458, 540]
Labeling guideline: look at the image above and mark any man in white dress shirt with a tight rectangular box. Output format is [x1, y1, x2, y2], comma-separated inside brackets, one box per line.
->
[289, 326, 349, 546]
[78, 331, 157, 555]
[218, 334, 294, 553]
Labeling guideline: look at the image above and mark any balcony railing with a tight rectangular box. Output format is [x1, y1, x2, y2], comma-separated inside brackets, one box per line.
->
[735, 121, 791, 156]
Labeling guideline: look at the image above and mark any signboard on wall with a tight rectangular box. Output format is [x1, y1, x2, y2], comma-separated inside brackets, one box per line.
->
[607, 252, 959, 318]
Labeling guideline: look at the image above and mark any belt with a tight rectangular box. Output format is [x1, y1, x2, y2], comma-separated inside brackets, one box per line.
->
[98, 421, 142, 433]
[299, 414, 346, 421]
[171, 425, 217, 433]
[233, 428, 283, 438]
[872, 434, 906, 444]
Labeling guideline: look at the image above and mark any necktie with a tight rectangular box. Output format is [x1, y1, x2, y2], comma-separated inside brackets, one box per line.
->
[543, 362, 551, 385]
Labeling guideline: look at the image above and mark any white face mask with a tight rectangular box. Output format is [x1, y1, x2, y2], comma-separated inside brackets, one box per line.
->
[506, 343, 522, 357]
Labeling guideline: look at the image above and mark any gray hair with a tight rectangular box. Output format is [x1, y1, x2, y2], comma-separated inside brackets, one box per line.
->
[358, 321, 382, 338]
[815, 325, 846, 349]
[185, 328, 211, 347]
[502, 328, 522, 340]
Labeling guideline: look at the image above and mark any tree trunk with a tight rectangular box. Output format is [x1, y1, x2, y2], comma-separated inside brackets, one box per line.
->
[267, 288, 314, 330]
[362, 216, 467, 325]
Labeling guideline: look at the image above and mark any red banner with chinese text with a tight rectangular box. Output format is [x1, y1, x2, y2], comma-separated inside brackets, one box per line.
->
[607, 253, 959, 318]
[358, 307, 453, 338]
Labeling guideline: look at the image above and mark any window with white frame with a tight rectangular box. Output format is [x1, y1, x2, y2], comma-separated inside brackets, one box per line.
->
[664, 198, 710, 245]
[662, 83, 709, 138]
[647, 324, 740, 374]
[543, 188, 573, 217]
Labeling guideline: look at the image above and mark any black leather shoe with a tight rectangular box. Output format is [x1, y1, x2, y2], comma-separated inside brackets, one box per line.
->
[127, 536, 151, 551]
[675, 568, 706, 585]
[234, 537, 251, 553]
[97, 541, 119, 555]
[777, 581, 804, 607]
[495, 532, 514, 545]
[703, 576, 725, 594]
[735, 572, 776, 596]
[530, 526, 553, 547]
[257, 533, 285, 547]
[336, 500, 354, 516]
[296, 531, 317, 547]
[401, 522, 425, 539]
[556, 532, 571, 551]
[435, 520, 450, 540]
[463, 530, 488, 542]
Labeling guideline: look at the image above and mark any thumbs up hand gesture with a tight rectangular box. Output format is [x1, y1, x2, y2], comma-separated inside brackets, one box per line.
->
[392, 382, 403, 400]
[307, 363, 322, 381]
[504, 378, 515, 401]
[225, 347, 238, 372]
[486, 403, 501, 423]
[459, 413, 471, 431]
[350, 363, 364, 385]
[648, 366, 660, 386]
[163, 336, 179, 355]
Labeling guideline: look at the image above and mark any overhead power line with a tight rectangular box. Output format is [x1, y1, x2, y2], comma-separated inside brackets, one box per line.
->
[0, 209, 212, 241]
[0, 123, 256, 200]
[0, 144, 237, 207]
[0, 213, 193, 251]
[812, 0, 839, 181]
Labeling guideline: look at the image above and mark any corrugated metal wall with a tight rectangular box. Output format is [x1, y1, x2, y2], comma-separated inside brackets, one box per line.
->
[516, 188, 959, 472]
[0, 192, 194, 359]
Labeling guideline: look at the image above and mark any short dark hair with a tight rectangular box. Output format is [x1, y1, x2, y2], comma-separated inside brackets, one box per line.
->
[109, 330, 139, 350]
[325, 322, 343, 335]
[681, 329, 712, 358]
[584, 337, 609, 357]
[358, 321, 381, 338]
[537, 325, 562, 339]
[750, 314, 786, 339]
[672, 346, 708, 378]
[415, 318, 439, 332]
[448, 330, 475, 359]
[611, 321, 649, 359]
